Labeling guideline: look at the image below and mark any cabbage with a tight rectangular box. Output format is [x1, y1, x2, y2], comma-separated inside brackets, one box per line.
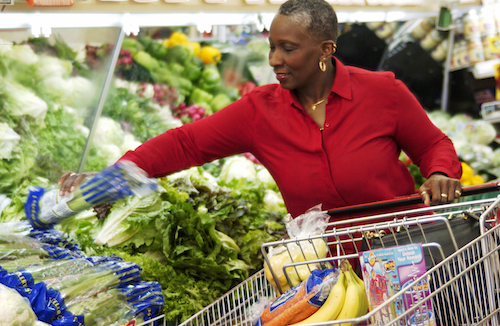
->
[427, 110, 452, 134]
[0, 77, 48, 121]
[36, 55, 73, 79]
[0, 41, 13, 57]
[0, 122, 21, 159]
[42, 75, 95, 109]
[94, 143, 123, 166]
[10, 44, 39, 65]
[65, 76, 96, 109]
[121, 132, 142, 153]
[263, 189, 285, 212]
[218, 156, 257, 183]
[167, 167, 220, 194]
[93, 116, 125, 147]
[257, 167, 276, 186]
[466, 120, 497, 145]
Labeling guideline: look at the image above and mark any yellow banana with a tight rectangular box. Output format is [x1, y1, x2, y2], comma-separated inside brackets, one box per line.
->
[336, 268, 362, 326]
[347, 263, 369, 316]
[292, 271, 347, 324]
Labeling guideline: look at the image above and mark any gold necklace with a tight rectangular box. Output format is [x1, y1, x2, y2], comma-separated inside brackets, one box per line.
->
[311, 98, 326, 111]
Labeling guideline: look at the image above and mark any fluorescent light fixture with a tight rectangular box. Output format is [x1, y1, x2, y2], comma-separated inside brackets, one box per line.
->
[350, 11, 386, 22]
[31, 25, 41, 37]
[196, 14, 212, 33]
[41, 26, 52, 37]
[0, 11, 441, 31]
[121, 13, 140, 35]
[386, 10, 406, 21]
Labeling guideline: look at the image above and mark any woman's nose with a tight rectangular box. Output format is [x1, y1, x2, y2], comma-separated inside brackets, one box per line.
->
[268, 51, 282, 67]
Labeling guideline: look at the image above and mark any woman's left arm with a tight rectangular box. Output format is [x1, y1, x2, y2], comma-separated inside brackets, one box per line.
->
[391, 79, 462, 206]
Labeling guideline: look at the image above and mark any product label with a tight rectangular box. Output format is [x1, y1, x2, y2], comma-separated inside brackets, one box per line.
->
[359, 243, 436, 326]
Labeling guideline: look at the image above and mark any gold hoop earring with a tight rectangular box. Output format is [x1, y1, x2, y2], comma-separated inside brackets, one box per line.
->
[332, 43, 337, 54]
[319, 61, 326, 72]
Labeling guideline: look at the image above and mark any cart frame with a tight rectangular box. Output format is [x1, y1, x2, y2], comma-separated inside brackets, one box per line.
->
[138, 184, 500, 326]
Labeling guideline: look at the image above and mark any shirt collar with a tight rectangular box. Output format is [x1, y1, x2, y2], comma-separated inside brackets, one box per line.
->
[283, 56, 352, 109]
[331, 57, 352, 100]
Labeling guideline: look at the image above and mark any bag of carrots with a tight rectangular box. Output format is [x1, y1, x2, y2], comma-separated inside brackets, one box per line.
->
[253, 268, 338, 326]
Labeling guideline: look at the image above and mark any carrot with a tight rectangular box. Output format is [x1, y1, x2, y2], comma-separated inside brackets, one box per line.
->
[287, 305, 319, 324]
[260, 283, 306, 323]
[263, 290, 317, 326]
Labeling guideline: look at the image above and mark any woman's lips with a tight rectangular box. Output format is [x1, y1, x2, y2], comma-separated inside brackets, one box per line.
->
[275, 73, 289, 81]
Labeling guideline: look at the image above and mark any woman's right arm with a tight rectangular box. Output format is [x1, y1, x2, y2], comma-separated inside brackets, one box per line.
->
[58, 93, 257, 196]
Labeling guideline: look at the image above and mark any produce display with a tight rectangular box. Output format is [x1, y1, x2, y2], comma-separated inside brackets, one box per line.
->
[0, 28, 285, 325]
[1, 23, 499, 326]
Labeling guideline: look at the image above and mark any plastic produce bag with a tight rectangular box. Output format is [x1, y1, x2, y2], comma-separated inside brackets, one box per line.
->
[264, 205, 330, 292]
[51, 281, 164, 326]
[26, 160, 158, 229]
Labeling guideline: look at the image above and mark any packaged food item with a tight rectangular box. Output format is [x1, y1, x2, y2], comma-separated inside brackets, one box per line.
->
[480, 7, 497, 37]
[468, 35, 486, 64]
[359, 243, 436, 326]
[464, 10, 481, 40]
[411, 17, 434, 40]
[431, 39, 448, 62]
[252, 268, 338, 326]
[420, 29, 445, 51]
[25, 161, 157, 230]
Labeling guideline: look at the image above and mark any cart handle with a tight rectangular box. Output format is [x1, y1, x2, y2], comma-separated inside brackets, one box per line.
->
[326, 182, 500, 217]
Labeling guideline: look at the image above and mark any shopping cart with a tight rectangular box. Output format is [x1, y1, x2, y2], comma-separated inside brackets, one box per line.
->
[139, 182, 500, 326]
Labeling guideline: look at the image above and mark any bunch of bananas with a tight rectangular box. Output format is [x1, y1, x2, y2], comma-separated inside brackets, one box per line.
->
[293, 260, 369, 325]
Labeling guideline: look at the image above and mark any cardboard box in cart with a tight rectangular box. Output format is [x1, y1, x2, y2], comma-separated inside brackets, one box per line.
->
[359, 243, 436, 326]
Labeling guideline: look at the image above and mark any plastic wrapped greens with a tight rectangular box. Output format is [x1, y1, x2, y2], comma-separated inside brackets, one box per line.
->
[26, 161, 158, 229]
[0, 232, 84, 272]
[51, 281, 164, 326]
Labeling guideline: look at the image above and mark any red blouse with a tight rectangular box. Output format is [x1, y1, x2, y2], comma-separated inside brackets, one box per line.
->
[120, 57, 462, 218]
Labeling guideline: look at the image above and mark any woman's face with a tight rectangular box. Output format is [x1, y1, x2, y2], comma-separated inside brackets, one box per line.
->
[268, 14, 322, 90]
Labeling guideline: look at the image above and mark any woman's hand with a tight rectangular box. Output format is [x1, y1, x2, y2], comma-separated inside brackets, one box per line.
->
[419, 173, 462, 206]
[58, 171, 97, 197]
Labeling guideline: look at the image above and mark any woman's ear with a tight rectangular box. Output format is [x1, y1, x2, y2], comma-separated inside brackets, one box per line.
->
[321, 40, 337, 58]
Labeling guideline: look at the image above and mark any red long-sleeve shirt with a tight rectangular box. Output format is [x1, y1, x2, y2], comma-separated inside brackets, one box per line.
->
[120, 57, 462, 218]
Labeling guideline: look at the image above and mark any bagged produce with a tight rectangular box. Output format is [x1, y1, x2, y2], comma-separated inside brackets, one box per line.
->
[25, 160, 158, 229]
[51, 281, 164, 326]
[264, 205, 329, 292]
[251, 268, 338, 326]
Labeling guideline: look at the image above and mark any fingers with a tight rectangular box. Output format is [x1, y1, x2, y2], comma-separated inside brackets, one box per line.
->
[419, 175, 462, 206]
[419, 190, 431, 207]
[58, 172, 88, 197]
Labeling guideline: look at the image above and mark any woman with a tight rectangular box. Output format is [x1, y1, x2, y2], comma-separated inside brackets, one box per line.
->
[60, 0, 462, 219]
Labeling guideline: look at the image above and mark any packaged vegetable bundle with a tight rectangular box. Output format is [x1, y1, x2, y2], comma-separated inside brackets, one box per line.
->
[251, 268, 338, 326]
[0, 257, 142, 323]
[0, 232, 85, 273]
[0, 221, 84, 257]
[26, 160, 158, 230]
[0, 257, 94, 297]
[51, 281, 164, 326]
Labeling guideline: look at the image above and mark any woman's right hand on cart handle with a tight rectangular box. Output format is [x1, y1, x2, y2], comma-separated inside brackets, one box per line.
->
[419, 172, 462, 207]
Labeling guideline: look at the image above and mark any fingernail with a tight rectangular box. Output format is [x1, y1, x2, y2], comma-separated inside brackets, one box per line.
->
[70, 186, 75, 192]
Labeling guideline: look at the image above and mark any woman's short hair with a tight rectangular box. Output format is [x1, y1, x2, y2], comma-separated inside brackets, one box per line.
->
[277, 0, 339, 43]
